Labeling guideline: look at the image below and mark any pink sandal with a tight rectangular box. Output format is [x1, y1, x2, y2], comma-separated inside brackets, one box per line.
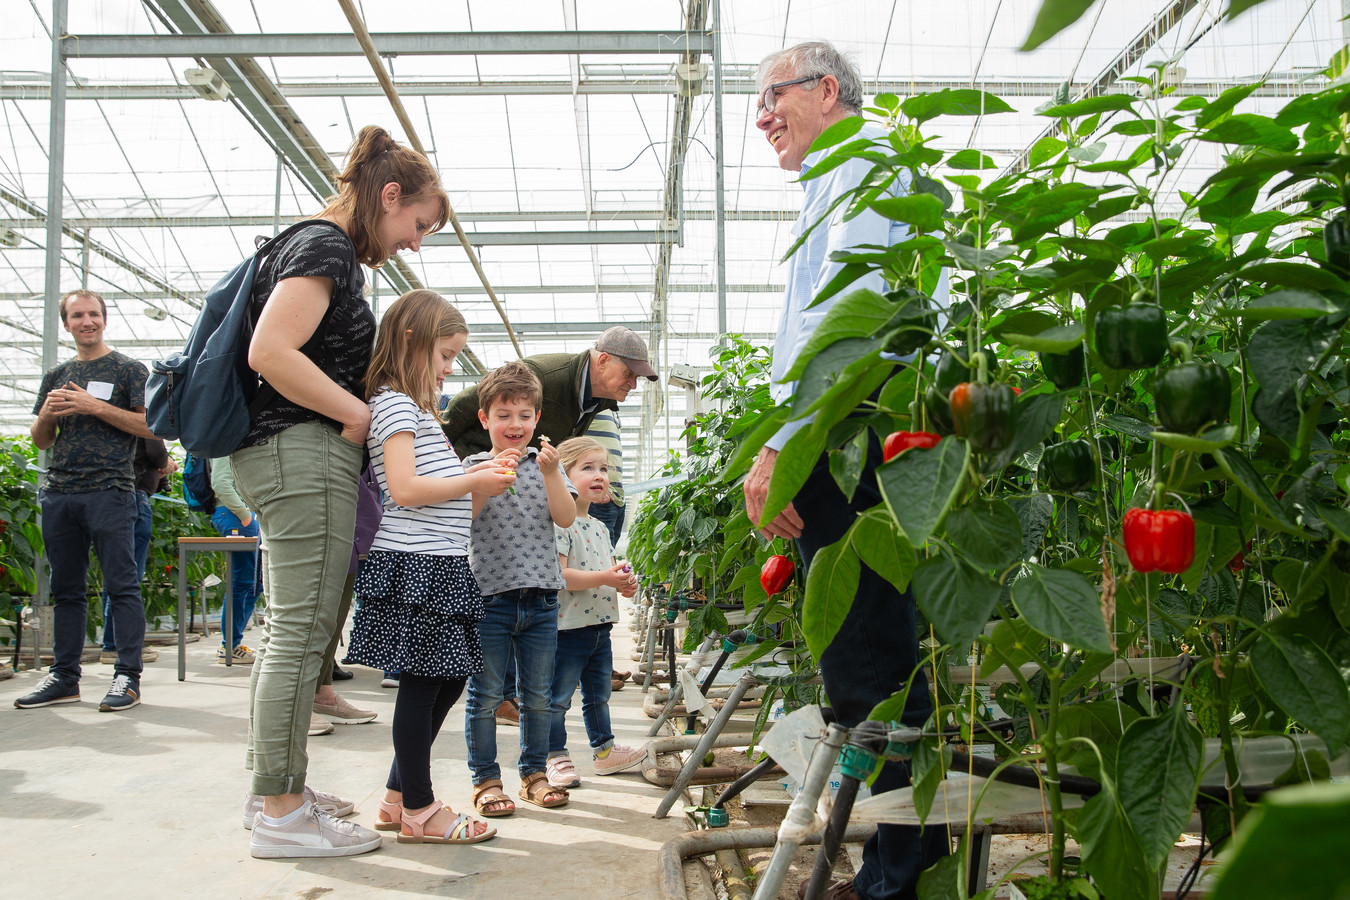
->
[374, 797, 403, 832]
[398, 800, 497, 845]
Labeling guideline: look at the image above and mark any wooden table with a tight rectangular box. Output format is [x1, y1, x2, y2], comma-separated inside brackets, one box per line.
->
[176, 535, 258, 680]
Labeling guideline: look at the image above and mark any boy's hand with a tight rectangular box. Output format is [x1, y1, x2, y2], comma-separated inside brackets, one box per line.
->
[492, 448, 523, 468]
[475, 467, 517, 497]
[537, 440, 560, 473]
[600, 562, 638, 591]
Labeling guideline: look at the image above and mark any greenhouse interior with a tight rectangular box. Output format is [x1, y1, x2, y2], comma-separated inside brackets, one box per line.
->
[2, 0, 1349, 898]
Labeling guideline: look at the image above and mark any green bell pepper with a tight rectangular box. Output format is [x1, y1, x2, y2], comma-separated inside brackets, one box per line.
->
[1039, 345, 1086, 389]
[1154, 360, 1231, 434]
[1038, 440, 1095, 491]
[1094, 304, 1168, 370]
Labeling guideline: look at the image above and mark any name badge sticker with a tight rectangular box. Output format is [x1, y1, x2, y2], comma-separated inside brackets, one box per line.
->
[86, 381, 114, 401]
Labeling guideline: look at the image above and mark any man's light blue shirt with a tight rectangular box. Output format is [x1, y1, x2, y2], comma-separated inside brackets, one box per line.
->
[767, 120, 950, 451]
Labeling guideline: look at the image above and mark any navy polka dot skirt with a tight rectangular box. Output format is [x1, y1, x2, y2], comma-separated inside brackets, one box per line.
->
[347, 550, 485, 679]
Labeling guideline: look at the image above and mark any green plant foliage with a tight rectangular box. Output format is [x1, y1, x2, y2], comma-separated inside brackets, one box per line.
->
[1209, 782, 1350, 900]
[679, 65, 1350, 896]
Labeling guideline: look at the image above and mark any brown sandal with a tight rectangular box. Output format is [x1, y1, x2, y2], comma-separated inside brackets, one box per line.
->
[472, 779, 516, 818]
[519, 771, 569, 808]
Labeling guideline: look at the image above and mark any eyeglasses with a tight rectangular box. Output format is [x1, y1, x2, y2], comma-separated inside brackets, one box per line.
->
[757, 76, 820, 113]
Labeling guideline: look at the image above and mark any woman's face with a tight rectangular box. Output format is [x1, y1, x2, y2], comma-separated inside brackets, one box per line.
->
[378, 195, 442, 256]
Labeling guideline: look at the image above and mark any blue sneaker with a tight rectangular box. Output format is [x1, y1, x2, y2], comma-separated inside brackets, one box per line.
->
[98, 674, 140, 712]
[14, 673, 80, 708]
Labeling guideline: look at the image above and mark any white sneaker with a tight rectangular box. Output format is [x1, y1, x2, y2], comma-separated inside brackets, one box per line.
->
[249, 802, 382, 858]
[593, 743, 646, 775]
[242, 787, 356, 829]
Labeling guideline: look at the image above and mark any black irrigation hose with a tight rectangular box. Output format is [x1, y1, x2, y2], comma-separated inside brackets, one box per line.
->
[685, 630, 748, 733]
[948, 749, 1104, 798]
[712, 755, 781, 810]
[949, 750, 1280, 804]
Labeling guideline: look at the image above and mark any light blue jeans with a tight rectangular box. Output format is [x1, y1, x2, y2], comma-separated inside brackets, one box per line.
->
[464, 589, 559, 784]
[231, 421, 363, 797]
[548, 623, 615, 756]
[210, 505, 261, 650]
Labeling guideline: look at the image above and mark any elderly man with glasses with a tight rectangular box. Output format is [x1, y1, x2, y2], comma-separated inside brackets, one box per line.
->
[743, 41, 951, 900]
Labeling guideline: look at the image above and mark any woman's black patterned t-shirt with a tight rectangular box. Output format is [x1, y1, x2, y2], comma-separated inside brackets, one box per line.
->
[239, 221, 376, 449]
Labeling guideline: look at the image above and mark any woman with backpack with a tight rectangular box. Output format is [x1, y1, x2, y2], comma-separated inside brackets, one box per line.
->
[230, 125, 450, 860]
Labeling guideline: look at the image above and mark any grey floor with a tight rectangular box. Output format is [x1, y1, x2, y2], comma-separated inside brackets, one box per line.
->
[0, 616, 686, 899]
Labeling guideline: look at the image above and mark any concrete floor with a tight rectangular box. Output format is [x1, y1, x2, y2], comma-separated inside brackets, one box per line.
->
[0, 618, 687, 899]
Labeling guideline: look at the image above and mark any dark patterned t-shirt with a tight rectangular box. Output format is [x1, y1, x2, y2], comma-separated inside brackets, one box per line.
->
[32, 350, 147, 493]
[239, 221, 375, 448]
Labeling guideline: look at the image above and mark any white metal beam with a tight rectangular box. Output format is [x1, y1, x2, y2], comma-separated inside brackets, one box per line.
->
[62, 31, 714, 58]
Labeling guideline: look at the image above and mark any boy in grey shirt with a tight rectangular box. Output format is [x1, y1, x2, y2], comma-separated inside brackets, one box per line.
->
[463, 361, 577, 816]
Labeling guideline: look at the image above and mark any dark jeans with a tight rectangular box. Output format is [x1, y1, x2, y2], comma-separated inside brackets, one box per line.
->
[464, 589, 559, 783]
[41, 488, 144, 681]
[100, 489, 153, 651]
[793, 434, 947, 900]
[549, 623, 615, 755]
[210, 505, 262, 649]
[589, 499, 626, 548]
[388, 673, 467, 810]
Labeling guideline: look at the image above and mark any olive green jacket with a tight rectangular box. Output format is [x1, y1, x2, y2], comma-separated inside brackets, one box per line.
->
[441, 350, 618, 459]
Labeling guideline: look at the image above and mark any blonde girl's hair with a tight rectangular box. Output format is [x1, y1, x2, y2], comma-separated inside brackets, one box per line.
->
[365, 290, 468, 414]
[318, 125, 451, 268]
[557, 436, 608, 475]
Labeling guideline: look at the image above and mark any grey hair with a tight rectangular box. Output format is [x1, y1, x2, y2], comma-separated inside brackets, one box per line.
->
[756, 41, 864, 116]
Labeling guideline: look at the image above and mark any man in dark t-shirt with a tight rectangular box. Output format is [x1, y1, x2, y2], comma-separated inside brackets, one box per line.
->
[15, 290, 156, 714]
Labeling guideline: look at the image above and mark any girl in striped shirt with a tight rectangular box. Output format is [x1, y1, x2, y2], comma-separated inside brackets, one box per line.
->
[347, 290, 516, 845]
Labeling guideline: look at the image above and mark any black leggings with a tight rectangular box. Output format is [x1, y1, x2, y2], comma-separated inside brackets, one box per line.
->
[387, 672, 468, 810]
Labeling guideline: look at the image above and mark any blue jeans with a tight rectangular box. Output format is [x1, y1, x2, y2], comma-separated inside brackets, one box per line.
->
[549, 623, 614, 756]
[100, 489, 153, 651]
[41, 488, 144, 681]
[210, 505, 262, 649]
[589, 500, 625, 548]
[464, 589, 559, 783]
[793, 432, 947, 900]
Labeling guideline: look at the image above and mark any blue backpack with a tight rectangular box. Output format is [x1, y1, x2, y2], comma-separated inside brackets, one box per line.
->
[145, 220, 349, 457]
[181, 454, 216, 513]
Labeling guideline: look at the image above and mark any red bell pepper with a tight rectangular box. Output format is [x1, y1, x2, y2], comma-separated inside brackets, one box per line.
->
[883, 430, 941, 462]
[1122, 508, 1195, 574]
[760, 555, 795, 595]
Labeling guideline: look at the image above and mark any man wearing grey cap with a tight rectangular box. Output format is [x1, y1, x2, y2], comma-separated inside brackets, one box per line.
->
[441, 325, 658, 460]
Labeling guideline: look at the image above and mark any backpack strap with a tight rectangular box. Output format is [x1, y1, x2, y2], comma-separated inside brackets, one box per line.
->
[246, 220, 361, 420]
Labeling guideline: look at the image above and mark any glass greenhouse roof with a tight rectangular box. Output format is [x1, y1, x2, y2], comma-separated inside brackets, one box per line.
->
[1, 0, 1342, 479]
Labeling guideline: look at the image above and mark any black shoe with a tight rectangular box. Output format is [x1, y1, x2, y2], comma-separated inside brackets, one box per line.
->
[331, 664, 354, 681]
[14, 673, 80, 708]
[98, 674, 140, 712]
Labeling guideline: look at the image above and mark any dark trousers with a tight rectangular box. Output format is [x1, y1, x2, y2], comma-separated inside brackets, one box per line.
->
[41, 488, 145, 681]
[387, 672, 468, 810]
[589, 499, 626, 548]
[793, 434, 948, 900]
[100, 489, 153, 650]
